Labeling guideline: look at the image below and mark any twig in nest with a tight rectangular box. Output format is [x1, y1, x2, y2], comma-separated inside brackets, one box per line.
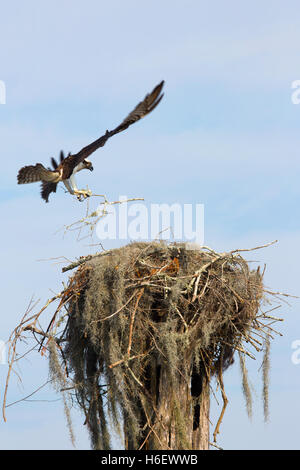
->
[209, 441, 224, 450]
[229, 240, 278, 254]
[92, 289, 138, 323]
[5, 380, 52, 409]
[139, 406, 171, 451]
[109, 351, 151, 370]
[62, 251, 111, 273]
[213, 364, 228, 442]
[2, 297, 40, 421]
[191, 259, 218, 302]
[127, 288, 144, 357]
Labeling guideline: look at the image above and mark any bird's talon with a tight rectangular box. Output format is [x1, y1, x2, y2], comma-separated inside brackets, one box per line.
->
[75, 189, 92, 201]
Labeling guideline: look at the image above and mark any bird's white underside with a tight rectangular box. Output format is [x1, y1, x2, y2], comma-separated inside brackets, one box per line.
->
[63, 171, 92, 199]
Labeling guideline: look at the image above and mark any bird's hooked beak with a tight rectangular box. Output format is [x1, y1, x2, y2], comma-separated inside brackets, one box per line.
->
[84, 159, 93, 172]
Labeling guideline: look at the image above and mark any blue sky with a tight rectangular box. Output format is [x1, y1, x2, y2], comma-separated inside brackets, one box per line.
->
[0, 0, 300, 450]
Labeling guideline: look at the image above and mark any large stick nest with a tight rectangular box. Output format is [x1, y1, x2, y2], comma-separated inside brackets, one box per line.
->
[4, 241, 284, 450]
[61, 241, 265, 449]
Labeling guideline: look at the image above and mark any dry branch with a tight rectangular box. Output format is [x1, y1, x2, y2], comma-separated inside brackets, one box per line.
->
[60, 195, 144, 241]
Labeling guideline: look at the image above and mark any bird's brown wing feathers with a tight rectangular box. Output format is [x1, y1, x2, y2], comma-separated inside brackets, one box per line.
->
[68, 80, 164, 166]
[17, 163, 61, 184]
[40, 181, 58, 202]
[114, 80, 164, 134]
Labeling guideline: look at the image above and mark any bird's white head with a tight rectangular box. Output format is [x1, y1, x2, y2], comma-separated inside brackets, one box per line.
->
[83, 159, 93, 171]
[74, 159, 94, 173]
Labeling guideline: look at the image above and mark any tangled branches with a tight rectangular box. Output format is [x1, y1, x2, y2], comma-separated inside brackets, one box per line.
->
[3, 241, 288, 449]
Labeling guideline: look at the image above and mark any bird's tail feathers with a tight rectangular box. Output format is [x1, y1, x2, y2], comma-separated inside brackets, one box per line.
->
[17, 164, 46, 184]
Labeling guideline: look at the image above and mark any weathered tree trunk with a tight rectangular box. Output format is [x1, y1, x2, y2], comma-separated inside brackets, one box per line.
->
[124, 361, 210, 450]
[191, 369, 210, 450]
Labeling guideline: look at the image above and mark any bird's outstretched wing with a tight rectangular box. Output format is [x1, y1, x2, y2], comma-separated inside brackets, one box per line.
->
[17, 163, 61, 184]
[68, 80, 164, 167]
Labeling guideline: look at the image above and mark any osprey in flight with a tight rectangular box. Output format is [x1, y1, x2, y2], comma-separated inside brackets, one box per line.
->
[17, 81, 164, 202]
